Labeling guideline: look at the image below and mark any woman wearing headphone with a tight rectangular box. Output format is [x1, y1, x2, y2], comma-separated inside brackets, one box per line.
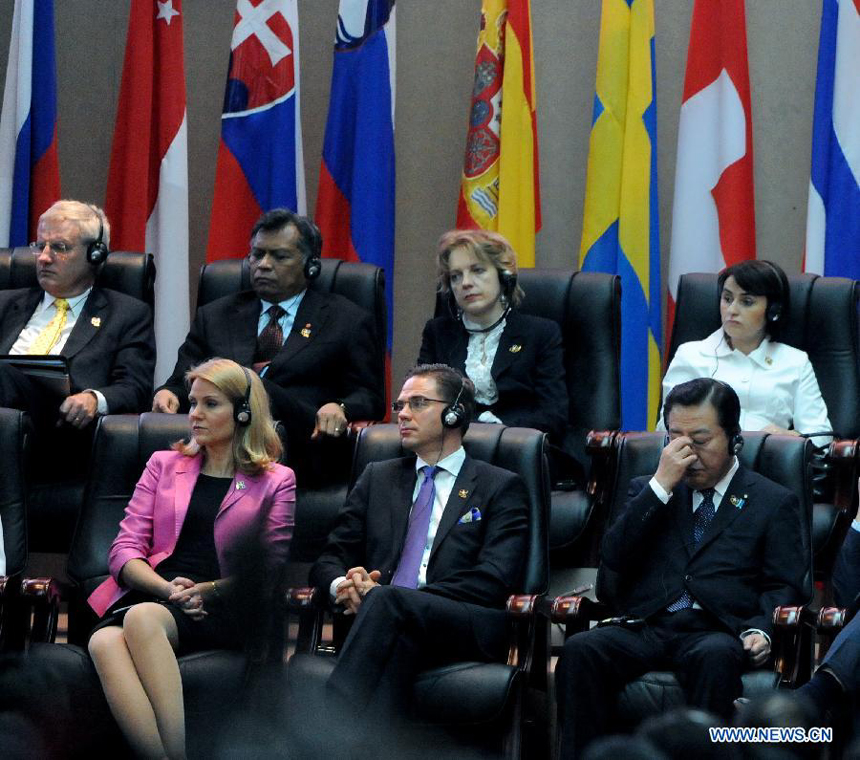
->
[417, 229, 568, 445]
[87, 358, 295, 759]
[659, 260, 831, 442]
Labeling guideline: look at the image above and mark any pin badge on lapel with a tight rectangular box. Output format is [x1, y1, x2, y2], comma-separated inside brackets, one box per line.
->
[729, 494, 747, 509]
[90, 317, 101, 328]
[458, 489, 469, 498]
[765, 357, 773, 366]
[235, 481, 246, 491]
[300, 323, 312, 338]
[509, 344, 522, 353]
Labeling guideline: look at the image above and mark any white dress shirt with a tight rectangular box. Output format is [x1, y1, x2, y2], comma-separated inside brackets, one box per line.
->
[9, 289, 108, 413]
[329, 447, 467, 600]
[462, 315, 504, 424]
[658, 329, 832, 446]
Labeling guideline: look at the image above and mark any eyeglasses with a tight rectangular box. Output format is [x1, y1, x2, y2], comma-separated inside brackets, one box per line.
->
[391, 396, 448, 414]
[29, 240, 77, 257]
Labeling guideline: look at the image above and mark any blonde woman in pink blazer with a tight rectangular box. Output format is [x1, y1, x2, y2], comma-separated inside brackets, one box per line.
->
[87, 358, 295, 760]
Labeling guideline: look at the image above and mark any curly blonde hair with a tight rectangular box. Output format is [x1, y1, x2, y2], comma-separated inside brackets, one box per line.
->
[172, 358, 282, 475]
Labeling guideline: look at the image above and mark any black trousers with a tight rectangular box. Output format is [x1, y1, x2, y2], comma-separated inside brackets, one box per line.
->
[327, 584, 507, 717]
[555, 609, 745, 759]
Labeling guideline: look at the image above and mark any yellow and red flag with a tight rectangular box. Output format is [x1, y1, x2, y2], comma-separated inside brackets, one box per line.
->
[456, 0, 540, 265]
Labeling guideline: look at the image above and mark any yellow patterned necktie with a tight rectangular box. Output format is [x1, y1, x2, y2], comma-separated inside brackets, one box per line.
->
[29, 298, 70, 354]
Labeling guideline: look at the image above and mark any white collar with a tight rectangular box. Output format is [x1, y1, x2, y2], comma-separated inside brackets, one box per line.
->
[39, 288, 91, 315]
[416, 446, 466, 478]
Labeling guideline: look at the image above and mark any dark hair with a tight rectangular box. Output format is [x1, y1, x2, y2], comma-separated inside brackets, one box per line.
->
[718, 259, 790, 340]
[663, 378, 741, 440]
[403, 363, 476, 431]
[250, 208, 323, 263]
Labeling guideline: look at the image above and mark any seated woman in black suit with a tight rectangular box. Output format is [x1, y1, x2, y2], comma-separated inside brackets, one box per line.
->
[417, 229, 568, 444]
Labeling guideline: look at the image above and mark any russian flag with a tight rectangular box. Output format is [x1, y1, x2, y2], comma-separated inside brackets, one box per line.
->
[316, 0, 395, 383]
[804, 0, 860, 280]
[0, 0, 60, 247]
[104, 0, 190, 385]
[206, 0, 306, 261]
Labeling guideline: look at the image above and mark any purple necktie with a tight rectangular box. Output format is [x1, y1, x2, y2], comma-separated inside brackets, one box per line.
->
[391, 466, 439, 589]
[254, 304, 286, 364]
[667, 488, 716, 612]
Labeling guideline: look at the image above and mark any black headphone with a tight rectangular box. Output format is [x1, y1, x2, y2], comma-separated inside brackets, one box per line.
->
[499, 268, 517, 303]
[234, 367, 253, 425]
[441, 377, 468, 429]
[711, 379, 744, 455]
[86, 207, 109, 266]
[304, 253, 321, 280]
[759, 260, 787, 323]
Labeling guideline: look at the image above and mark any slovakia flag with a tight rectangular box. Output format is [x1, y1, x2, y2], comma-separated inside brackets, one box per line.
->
[0, 0, 60, 247]
[316, 0, 395, 362]
[206, 0, 306, 261]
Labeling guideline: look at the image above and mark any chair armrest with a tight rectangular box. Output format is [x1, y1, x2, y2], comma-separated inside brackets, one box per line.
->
[1, 574, 27, 651]
[506, 594, 550, 696]
[816, 606, 849, 631]
[285, 586, 327, 655]
[20, 577, 64, 644]
[771, 605, 816, 686]
[550, 595, 611, 638]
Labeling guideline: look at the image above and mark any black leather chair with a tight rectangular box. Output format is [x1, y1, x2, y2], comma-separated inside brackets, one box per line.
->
[16, 412, 279, 758]
[435, 269, 622, 587]
[287, 423, 551, 759]
[553, 431, 815, 738]
[0, 247, 156, 554]
[667, 272, 860, 585]
[0, 408, 30, 651]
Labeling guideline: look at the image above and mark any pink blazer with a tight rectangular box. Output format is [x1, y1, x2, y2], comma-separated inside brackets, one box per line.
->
[88, 450, 295, 617]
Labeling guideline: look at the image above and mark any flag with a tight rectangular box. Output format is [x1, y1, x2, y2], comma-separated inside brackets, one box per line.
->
[804, 0, 860, 279]
[316, 0, 395, 392]
[667, 0, 756, 337]
[207, 0, 305, 261]
[0, 0, 60, 246]
[105, 0, 189, 385]
[579, 0, 661, 431]
[456, 0, 540, 265]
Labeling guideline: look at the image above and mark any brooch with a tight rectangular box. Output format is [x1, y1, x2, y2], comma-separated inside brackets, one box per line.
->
[235, 481, 246, 491]
[729, 494, 748, 509]
[458, 489, 469, 498]
[509, 344, 522, 353]
[765, 357, 773, 366]
[90, 317, 101, 328]
[300, 323, 312, 338]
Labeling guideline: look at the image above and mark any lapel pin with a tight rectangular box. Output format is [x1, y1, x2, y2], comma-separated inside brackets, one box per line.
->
[90, 317, 101, 328]
[300, 323, 312, 338]
[730, 494, 747, 509]
[459, 489, 469, 498]
[235, 481, 246, 490]
[509, 344, 522, 353]
[765, 357, 773, 366]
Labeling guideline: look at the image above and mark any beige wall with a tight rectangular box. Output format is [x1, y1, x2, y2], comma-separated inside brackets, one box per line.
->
[0, 0, 821, 385]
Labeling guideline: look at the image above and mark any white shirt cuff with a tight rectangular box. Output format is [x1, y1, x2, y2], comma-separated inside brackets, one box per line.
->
[86, 389, 108, 416]
[851, 519, 860, 533]
[329, 575, 347, 603]
[740, 628, 771, 646]
[649, 477, 672, 504]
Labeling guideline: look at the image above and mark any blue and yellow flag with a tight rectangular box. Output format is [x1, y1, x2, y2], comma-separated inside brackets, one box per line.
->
[579, 0, 661, 430]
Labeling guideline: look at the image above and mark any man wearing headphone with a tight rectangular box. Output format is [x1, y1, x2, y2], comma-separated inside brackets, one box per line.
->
[308, 363, 528, 737]
[153, 208, 383, 480]
[556, 378, 807, 758]
[0, 200, 155, 429]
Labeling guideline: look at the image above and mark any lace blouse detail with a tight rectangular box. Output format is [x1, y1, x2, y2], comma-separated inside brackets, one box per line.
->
[462, 315, 506, 405]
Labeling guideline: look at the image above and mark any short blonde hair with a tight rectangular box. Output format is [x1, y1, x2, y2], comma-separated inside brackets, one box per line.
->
[40, 200, 110, 249]
[435, 229, 524, 306]
[172, 358, 283, 476]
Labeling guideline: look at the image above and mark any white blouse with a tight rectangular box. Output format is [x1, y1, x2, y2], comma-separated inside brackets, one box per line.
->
[462, 315, 506, 424]
[658, 329, 833, 446]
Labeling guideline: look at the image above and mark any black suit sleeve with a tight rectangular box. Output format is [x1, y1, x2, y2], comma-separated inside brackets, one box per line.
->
[156, 307, 211, 407]
[335, 305, 383, 421]
[309, 463, 375, 592]
[832, 526, 860, 609]
[494, 319, 568, 438]
[417, 319, 439, 365]
[421, 472, 529, 608]
[93, 297, 156, 414]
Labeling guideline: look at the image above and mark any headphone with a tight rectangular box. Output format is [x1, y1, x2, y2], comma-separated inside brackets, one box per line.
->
[499, 268, 517, 303]
[711, 379, 744, 455]
[759, 260, 788, 324]
[303, 253, 321, 280]
[86, 207, 109, 266]
[234, 367, 253, 425]
[441, 376, 468, 429]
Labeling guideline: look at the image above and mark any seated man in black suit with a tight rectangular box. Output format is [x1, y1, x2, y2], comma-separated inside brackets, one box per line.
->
[153, 208, 383, 479]
[309, 363, 528, 728]
[796, 477, 860, 719]
[0, 200, 155, 430]
[556, 378, 807, 758]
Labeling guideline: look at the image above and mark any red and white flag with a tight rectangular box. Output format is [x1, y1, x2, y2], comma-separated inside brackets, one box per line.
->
[105, 0, 189, 384]
[667, 0, 756, 338]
